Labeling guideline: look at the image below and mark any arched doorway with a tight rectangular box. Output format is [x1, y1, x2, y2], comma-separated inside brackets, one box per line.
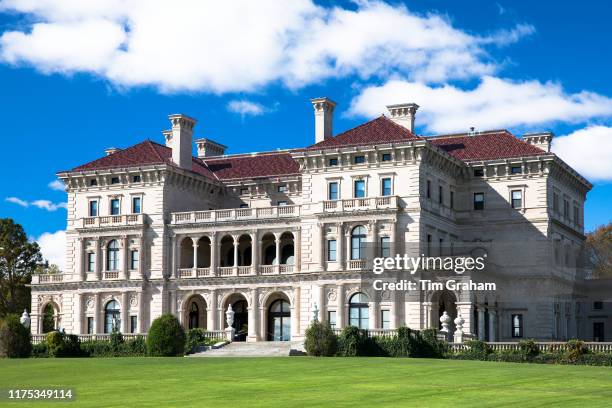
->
[42, 303, 58, 333]
[189, 302, 199, 329]
[268, 299, 291, 341]
[433, 290, 457, 332]
[224, 294, 248, 342]
[183, 294, 207, 330]
[104, 300, 120, 333]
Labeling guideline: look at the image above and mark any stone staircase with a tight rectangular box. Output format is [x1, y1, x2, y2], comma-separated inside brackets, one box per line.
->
[189, 341, 305, 357]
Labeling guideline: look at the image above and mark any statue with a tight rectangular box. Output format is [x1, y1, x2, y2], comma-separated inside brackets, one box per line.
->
[439, 311, 451, 340]
[312, 302, 319, 322]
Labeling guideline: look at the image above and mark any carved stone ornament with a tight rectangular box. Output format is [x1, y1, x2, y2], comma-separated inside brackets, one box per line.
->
[327, 288, 337, 302]
[130, 295, 138, 307]
[86, 297, 95, 310]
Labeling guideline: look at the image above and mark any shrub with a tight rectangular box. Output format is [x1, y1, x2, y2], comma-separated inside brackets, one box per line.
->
[110, 328, 124, 352]
[518, 339, 540, 360]
[0, 314, 32, 358]
[45, 332, 82, 357]
[46, 331, 64, 357]
[32, 342, 48, 358]
[185, 328, 207, 354]
[417, 328, 447, 358]
[122, 337, 146, 356]
[337, 326, 364, 356]
[81, 340, 113, 357]
[564, 339, 588, 363]
[458, 340, 491, 361]
[304, 321, 337, 357]
[146, 314, 186, 357]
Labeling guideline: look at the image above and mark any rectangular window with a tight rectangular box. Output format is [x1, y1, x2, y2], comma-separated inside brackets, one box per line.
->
[354, 180, 366, 198]
[329, 158, 338, 166]
[473, 193, 485, 210]
[511, 166, 522, 174]
[380, 237, 391, 258]
[87, 253, 95, 272]
[89, 200, 98, 217]
[511, 190, 522, 209]
[132, 175, 141, 182]
[327, 240, 337, 261]
[564, 200, 570, 218]
[277, 201, 288, 206]
[553, 192, 559, 212]
[473, 168, 484, 177]
[130, 316, 138, 334]
[110, 199, 120, 215]
[278, 185, 287, 193]
[328, 311, 337, 329]
[381, 178, 392, 196]
[450, 191, 455, 209]
[574, 206, 579, 224]
[426, 180, 431, 199]
[381, 310, 391, 330]
[239, 203, 249, 208]
[426, 234, 432, 256]
[439, 238, 444, 256]
[512, 314, 523, 338]
[130, 250, 139, 270]
[438, 185, 443, 204]
[89, 179, 97, 186]
[111, 176, 120, 184]
[354, 155, 365, 164]
[593, 301, 604, 310]
[593, 322, 605, 342]
[381, 153, 392, 162]
[328, 182, 339, 200]
[87, 317, 94, 334]
[240, 188, 249, 195]
[132, 197, 141, 214]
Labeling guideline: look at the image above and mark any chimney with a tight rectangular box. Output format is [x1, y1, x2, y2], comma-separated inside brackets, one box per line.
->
[523, 132, 553, 153]
[165, 114, 196, 170]
[386, 103, 419, 132]
[104, 147, 121, 156]
[310, 97, 337, 143]
[195, 138, 227, 158]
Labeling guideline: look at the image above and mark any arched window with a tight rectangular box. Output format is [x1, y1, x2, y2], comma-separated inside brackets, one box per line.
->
[349, 292, 369, 329]
[42, 304, 56, 333]
[104, 300, 120, 333]
[107, 240, 119, 271]
[189, 302, 199, 329]
[351, 226, 367, 260]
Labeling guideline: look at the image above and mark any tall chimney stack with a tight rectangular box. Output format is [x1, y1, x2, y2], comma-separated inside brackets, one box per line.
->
[311, 97, 337, 143]
[386, 103, 419, 132]
[166, 114, 196, 170]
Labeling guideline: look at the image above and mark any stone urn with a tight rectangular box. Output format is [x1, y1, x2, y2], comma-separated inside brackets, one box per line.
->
[20, 309, 30, 329]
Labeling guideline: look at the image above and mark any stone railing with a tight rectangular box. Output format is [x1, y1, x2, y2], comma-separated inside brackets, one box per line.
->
[81, 213, 145, 229]
[332, 328, 398, 338]
[176, 264, 297, 278]
[172, 205, 301, 225]
[448, 342, 612, 353]
[33, 274, 64, 284]
[347, 259, 367, 270]
[31, 330, 226, 345]
[103, 271, 120, 280]
[321, 196, 399, 213]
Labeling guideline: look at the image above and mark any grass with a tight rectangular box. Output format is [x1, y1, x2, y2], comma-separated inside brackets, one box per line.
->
[1, 357, 612, 407]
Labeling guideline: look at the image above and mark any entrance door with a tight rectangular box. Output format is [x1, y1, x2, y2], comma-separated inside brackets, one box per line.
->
[593, 322, 605, 342]
[232, 300, 248, 342]
[268, 299, 291, 341]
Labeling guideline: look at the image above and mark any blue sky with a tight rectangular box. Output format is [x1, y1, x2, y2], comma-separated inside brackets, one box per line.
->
[0, 0, 610, 267]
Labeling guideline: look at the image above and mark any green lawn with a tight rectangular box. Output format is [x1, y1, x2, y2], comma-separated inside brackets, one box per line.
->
[1, 357, 611, 407]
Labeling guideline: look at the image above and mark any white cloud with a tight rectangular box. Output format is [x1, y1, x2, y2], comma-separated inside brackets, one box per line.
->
[227, 100, 268, 117]
[0, 0, 532, 92]
[552, 126, 612, 181]
[48, 179, 65, 191]
[349, 76, 612, 133]
[34, 230, 66, 271]
[5, 196, 67, 211]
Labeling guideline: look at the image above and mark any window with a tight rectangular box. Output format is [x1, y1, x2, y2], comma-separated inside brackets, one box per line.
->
[87, 253, 95, 272]
[426, 234, 432, 256]
[107, 240, 119, 271]
[132, 175, 141, 182]
[381, 178, 392, 196]
[87, 317, 94, 334]
[110, 199, 120, 215]
[511, 166, 522, 174]
[473, 193, 485, 210]
[473, 168, 484, 177]
[132, 197, 141, 214]
[328, 311, 337, 329]
[111, 176, 120, 184]
[278, 185, 287, 193]
[450, 191, 455, 210]
[354, 155, 365, 164]
[438, 185, 443, 204]
[439, 238, 444, 256]
[351, 225, 367, 260]
[328, 182, 339, 200]
[511, 314, 523, 338]
[89, 200, 98, 217]
[329, 158, 338, 166]
[564, 200, 570, 218]
[89, 179, 97, 186]
[349, 293, 369, 329]
[574, 206, 579, 224]
[240, 188, 249, 195]
[553, 192, 559, 212]
[277, 201, 288, 206]
[593, 322, 605, 342]
[426, 180, 431, 198]
[593, 301, 604, 310]
[381, 310, 391, 329]
[380, 237, 391, 258]
[354, 180, 366, 198]
[130, 316, 138, 334]
[104, 300, 120, 334]
[327, 239, 337, 261]
[511, 190, 522, 209]
[239, 204, 249, 208]
[130, 250, 139, 270]
[381, 153, 392, 162]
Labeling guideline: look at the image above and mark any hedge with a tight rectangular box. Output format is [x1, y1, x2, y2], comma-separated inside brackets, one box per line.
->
[0, 314, 32, 358]
[304, 321, 337, 356]
[146, 314, 186, 357]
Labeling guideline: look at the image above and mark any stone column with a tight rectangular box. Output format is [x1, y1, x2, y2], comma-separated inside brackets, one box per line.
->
[96, 239, 103, 280]
[251, 230, 258, 275]
[210, 232, 217, 276]
[370, 220, 378, 257]
[423, 301, 433, 329]
[75, 293, 83, 334]
[233, 235, 240, 274]
[390, 291, 398, 329]
[478, 306, 486, 341]
[172, 235, 178, 278]
[389, 221, 397, 258]
[138, 290, 145, 333]
[291, 287, 300, 339]
[371, 300, 379, 329]
[78, 238, 86, 281]
[274, 233, 281, 267]
[345, 231, 351, 265]
[138, 234, 145, 279]
[94, 293, 101, 334]
[207, 290, 217, 331]
[317, 285, 325, 322]
[488, 307, 497, 342]
[121, 292, 129, 333]
[294, 228, 301, 272]
[248, 288, 259, 342]
[336, 223, 344, 270]
[121, 235, 129, 280]
[336, 284, 345, 328]
[319, 223, 326, 270]
[192, 237, 199, 269]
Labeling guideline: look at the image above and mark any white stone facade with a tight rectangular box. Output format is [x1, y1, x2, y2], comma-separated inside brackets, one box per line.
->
[31, 99, 611, 343]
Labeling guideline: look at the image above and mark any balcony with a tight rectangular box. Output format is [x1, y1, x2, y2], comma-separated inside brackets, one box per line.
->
[32, 274, 64, 284]
[172, 205, 301, 225]
[321, 196, 399, 213]
[80, 214, 145, 229]
[175, 264, 295, 278]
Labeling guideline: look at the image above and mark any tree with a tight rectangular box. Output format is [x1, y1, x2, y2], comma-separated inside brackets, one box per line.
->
[146, 314, 186, 356]
[0, 219, 43, 318]
[586, 223, 612, 278]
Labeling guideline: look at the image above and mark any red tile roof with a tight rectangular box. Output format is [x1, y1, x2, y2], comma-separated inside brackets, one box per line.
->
[305, 115, 420, 150]
[69, 140, 216, 179]
[428, 131, 547, 161]
[203, 152, 300, 180]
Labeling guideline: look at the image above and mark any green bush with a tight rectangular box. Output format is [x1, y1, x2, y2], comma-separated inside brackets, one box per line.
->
[518, 339, 540, 359]
[304, 321, 337, 357]
[185, 328, 207, 354]
[110, 328, 124, 353]
[81, 336, 146, 357]
[146, 314, 186, 357]
[456, 340, 491, 361]
[564, 339, 588, 363]
[337, 326, 364, 356]
[45, 332, 82, 357]
[417, 328, 447, 358]
[46, 331, 64, 357]
[0, 314, 32, 358]
[31, 342, 48, 358]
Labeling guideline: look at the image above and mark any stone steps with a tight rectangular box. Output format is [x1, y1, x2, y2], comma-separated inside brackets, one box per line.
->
[189, 341, 305, 357]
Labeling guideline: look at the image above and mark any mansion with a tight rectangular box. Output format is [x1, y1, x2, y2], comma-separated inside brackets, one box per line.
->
[31, 97, 610, 343]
